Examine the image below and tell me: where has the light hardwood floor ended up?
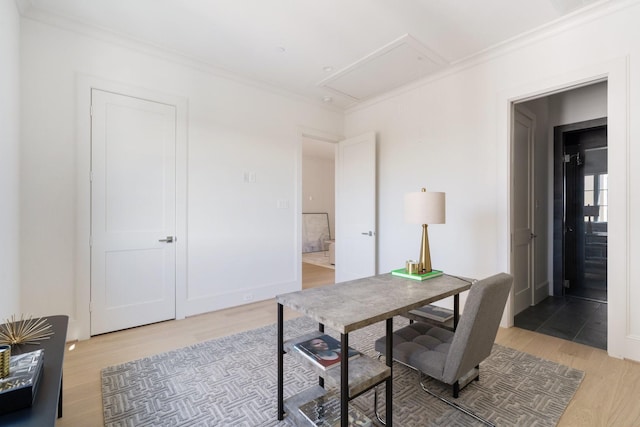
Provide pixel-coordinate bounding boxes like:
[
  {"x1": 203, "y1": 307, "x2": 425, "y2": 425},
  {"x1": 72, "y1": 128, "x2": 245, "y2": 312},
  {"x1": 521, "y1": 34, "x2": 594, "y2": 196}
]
[{"x1": 57, "y1": 265, "x2": 640, "y2": 426}]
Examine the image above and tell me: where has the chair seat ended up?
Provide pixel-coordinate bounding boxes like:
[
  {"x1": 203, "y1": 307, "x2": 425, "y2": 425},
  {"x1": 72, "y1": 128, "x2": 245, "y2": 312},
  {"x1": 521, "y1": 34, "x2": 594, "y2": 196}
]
[{"x1": 374, "y1": 322, "x2": 454, "y2": 382}]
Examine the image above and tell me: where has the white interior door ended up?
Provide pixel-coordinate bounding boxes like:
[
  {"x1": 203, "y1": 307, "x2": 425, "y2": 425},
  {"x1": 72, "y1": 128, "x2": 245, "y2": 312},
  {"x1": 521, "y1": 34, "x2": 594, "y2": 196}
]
[
  {"x1": 90, "y1": 89, "x2": 177, "y2": 335},
  {"x1": 513, "y1": 108, "x2": 535, "y2": 315},
  {"x1": 335, "y1": 132, "x2": 377, "y2": 282}
]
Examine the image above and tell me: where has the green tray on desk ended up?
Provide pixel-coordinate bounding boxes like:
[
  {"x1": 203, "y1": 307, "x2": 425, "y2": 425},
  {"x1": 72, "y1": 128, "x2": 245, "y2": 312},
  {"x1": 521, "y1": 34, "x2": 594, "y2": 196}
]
[{"x1": 391, "y1": 268, "x2": 443, "y2": 281}]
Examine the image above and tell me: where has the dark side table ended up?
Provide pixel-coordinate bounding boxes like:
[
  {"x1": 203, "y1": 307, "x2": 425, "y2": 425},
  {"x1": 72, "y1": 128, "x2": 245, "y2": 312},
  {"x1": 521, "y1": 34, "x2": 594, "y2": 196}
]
[{"x1": 0, "y1": 315, "x2": 68, "y2": 426}]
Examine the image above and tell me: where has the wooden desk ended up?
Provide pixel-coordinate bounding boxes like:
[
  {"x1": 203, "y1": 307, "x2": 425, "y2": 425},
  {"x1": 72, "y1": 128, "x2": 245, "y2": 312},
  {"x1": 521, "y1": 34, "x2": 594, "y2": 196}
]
[
  {"x1": 0, "y1": 315, "x2": 68, "y2": 427},
  {"x1": 276, "y1": 273, "x2": 472, "y2": 427}
]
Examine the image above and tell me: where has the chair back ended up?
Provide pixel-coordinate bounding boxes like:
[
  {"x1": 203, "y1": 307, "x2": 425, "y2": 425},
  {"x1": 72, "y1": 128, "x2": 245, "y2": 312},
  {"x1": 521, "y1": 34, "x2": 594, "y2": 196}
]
[{"x1": 442, "y1": 272, "x2": 513, "y2": 384}]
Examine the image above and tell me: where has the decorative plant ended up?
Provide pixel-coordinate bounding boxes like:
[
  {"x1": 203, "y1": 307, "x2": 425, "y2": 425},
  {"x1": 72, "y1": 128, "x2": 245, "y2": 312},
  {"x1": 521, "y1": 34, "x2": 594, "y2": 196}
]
[{"x1": 0, "y1": 314, "x2": 53, "y2": 345}]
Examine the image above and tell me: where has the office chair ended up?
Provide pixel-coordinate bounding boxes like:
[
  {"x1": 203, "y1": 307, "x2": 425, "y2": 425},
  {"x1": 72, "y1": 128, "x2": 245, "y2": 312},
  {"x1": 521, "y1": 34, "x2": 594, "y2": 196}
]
[{"x1": 374, "y1": 272, "x2": 513, "y2": 426}]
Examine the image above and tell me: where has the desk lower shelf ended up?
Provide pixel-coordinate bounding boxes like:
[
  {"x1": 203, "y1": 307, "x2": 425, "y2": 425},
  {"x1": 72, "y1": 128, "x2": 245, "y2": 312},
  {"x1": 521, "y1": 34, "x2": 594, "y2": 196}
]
[
  {"x1": 284, "y1": 332, "x2": 390, "y2": 398},
  {"x1": 284, "y1": 386, "x2": 372, "y2": 427},
  {"x1": 402, "y1": 312, "x2": 455, "y2": 331}
]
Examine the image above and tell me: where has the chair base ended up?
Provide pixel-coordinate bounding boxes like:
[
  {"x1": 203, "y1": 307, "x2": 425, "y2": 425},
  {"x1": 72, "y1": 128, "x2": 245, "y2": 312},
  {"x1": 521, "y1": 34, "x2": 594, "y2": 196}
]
[
  {"x1": 372, "y1": 367, "x2": 495, "y2": 427},
  {"x1": 419, "y1": 371, "x2": 495, "y2": 427}
]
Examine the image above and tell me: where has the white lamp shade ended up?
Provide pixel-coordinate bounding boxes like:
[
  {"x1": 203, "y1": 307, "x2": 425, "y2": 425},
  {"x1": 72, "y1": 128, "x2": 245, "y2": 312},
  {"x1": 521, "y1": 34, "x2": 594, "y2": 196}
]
[{"x1": 404, "y1": 191, "x2": 446, "y2": 224}]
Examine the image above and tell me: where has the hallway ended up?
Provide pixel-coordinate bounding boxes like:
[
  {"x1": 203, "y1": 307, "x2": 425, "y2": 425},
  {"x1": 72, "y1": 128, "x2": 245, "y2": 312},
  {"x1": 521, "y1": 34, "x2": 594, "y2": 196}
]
[{"x1": 514, "y1": 296, "x2": 607, "y2": 350}]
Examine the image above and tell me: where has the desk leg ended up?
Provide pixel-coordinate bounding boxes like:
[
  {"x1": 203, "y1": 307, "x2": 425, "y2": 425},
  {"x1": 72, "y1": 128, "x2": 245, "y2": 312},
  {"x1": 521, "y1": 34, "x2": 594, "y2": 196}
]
[
  {"x1": 453, "y1": 294, "x2": 460, "y2": 331},
  {"x1": 340, "y1": 333, "x2": 349, "y2": 427},
  {"x1": 319, "y1": 323, "x2": 325, "y2": 389},
  {"x1": 58, "y1": 373, "x2": 63, "y2": 418},
  {"x1": 386, "y1": 318, "x2": 393, "y2": 426},
  {"x1": 277, "y1": 303, "x2": 284, "y2": 420}
]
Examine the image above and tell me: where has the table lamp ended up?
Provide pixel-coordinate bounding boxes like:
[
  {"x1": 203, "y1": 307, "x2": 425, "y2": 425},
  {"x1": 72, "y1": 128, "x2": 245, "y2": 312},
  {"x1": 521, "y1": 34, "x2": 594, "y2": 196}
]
[
  {"x1": 404, "y1": 188, "x2": 446, "y2": 273},
  {"x1": 584, "y1": 204, "x2": 599, "y2": 234}
]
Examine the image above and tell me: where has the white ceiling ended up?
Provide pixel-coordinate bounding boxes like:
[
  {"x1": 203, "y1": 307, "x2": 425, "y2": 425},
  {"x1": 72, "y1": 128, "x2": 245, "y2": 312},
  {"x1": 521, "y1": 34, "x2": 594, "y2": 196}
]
[{"x1": 17, "y1": 0, "x2": 604, "y2": 109}]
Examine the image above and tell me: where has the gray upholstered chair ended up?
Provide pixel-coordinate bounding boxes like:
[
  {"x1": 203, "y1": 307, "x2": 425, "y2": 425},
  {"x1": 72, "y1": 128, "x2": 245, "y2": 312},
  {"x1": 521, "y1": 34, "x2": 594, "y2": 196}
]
[{"x1": 374, "y1": 272, "x2": 512, "y2": 425}]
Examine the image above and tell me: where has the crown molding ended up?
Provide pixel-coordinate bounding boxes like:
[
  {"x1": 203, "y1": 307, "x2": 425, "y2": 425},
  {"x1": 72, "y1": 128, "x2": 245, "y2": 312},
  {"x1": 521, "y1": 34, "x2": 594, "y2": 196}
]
[
  {"x1": 346, "y1": 0, "x2": 637, "y2": 114},
  {"x1": 17, "y1": 3, "x2": 346, "y2": 114}
]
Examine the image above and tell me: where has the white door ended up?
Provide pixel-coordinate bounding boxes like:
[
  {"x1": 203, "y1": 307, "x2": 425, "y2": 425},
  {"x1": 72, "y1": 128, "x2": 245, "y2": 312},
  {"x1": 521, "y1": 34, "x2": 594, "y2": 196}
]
[
  {"x1": 90, "y1": 89, "x2": 177, "y2": 335},
  {"x1": 335, "y1": 132, "x2": 377, "y2": 282},
  {"x1": 512, "y1": 108, "x2": 535, "y2": 315}
]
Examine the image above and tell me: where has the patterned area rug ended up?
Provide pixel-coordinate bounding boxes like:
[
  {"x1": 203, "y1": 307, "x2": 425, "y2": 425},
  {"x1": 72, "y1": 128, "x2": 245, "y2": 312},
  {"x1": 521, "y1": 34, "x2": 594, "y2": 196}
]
[{"x1": 102, "y1": 317, "x2": 584, "y2": 426}]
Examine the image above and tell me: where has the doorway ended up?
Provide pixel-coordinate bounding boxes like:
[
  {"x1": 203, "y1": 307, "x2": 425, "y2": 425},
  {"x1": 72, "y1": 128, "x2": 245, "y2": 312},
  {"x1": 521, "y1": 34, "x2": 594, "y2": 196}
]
[
  {"x1": 300, "y1": 131, "x2": 378, "y2": 284},
  {"x1": 301, "y1": 136, "x2": 336, "y2": 286},
  {"x1": 513, "y1": 82, "x2": 608, "y2": 350}
]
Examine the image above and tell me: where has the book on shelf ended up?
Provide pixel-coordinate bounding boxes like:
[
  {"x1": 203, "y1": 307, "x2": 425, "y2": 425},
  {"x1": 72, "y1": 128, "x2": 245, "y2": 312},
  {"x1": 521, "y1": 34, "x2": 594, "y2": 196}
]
[
  {"x1": 391, "y1": 268, "x2": 443, "y2": 281},
  {"x1": 294, "y1": 334, "x2": 360, "y2": 370},
  {"x1": 409, "y1": 304, "x2": 454, "y2": 323},
  {"x1": 298, "y1": 391, "x2": 372, "y2": 427},
  {"x1": 0, "y1": 349, "x2": 45, "y2": 415}
]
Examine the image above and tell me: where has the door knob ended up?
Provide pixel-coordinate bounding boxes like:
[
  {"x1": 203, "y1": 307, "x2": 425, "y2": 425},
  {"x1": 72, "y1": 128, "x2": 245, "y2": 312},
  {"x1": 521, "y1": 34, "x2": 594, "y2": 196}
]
[
  {"x1": 158, "y1": 236, "x2": 175, "y2": 243},
  {"x1": 361, "y1": 231, "x2": 373, "y2": 236}
]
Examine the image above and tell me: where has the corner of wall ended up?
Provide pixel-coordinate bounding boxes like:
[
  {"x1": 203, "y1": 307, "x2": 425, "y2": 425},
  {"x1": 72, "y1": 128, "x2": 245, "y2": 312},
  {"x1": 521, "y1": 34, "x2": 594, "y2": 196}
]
[{"x1": 0, "y1": 0, "x2": 22, "y2": 318}]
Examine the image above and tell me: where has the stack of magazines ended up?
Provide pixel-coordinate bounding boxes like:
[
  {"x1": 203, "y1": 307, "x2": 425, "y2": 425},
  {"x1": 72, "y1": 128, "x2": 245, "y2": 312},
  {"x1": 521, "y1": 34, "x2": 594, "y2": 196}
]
[
  {"x1": 408, "y1": 304, "x2": 454, "y2": 323},
  {"x1": 294, "y1": 334, "x2": 360, "y2": 370},
  {"x1": 0, "y1": 349, "x2": 45, "y2": 415}
]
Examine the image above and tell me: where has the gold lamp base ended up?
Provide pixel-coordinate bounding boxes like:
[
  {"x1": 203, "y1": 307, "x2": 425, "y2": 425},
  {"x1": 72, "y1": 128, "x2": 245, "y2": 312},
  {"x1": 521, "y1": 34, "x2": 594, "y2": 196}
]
[{"x1": 419, "y1": 224, "x2": 433, "y2": 273}]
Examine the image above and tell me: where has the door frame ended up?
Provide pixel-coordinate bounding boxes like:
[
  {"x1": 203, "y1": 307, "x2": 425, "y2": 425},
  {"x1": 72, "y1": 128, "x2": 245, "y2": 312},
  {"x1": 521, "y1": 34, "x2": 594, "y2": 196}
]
[
  {"x1": 497, "y1": 56, "x2": 629, "y2": 360},
  {"x1": 75, "y1": 75, "x2": 188, "y2": 340}
]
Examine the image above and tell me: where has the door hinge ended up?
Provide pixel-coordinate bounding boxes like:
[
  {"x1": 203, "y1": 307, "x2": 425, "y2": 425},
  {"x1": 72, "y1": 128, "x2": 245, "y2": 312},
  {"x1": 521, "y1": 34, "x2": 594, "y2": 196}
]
[
  {"x1": 89, "y1": 235, "x2": 92, "y2": 246},
  {"x1": 90, "y1": 105, "x2": 93, "y2": 117},
  {"x1": 89, "y1": 301, "x2": 93, "y2": 312}
]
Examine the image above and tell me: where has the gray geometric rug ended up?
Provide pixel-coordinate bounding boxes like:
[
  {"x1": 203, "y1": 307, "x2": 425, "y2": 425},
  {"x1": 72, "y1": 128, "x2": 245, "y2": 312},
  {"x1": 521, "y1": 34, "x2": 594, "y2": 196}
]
[{"x1": 102, "y1": 316, "x2": 584, "y2": 426}]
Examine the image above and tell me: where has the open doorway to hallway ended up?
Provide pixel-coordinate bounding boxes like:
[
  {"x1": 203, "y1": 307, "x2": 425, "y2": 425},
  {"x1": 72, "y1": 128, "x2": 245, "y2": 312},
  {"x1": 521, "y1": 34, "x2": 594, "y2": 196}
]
[
  {"x1": 301, "y1": 136, "x2": 336, "y2": 286},
  {"x1": 512, "y1": 81, "x2": 608, "y2": 350}
]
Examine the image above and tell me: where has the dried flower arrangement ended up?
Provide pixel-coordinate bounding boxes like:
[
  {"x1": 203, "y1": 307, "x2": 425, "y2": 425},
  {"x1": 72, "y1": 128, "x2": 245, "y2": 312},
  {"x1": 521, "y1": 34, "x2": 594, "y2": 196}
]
[{"x1": 0, "y1": 314, "x2": 53, "y2": 346}]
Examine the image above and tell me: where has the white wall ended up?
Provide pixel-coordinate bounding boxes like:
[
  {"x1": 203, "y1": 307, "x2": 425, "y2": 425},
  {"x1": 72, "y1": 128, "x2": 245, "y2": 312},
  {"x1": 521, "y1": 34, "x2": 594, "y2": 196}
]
[
  {"x1": 344, "y1": 2, "x2": 640, "y2": 360},
  {"x1": 0, "y1": 0, "x2": 21, "y2": 319},
  {"x1": 548, "y1": 81, "x2": 608, "y2": 126},
  {"x1": 19, "y1": 17, "x2": 342, "y2": 337},
  {"x1": 302, "y1": 153, "x2": 336, "y2": 239}
]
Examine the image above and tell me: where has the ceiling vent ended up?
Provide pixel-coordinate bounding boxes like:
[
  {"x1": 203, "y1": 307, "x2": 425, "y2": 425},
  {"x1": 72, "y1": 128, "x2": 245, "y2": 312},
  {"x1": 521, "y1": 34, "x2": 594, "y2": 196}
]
[{"x1": 318, "y1": 34, "x2": 448, "y2": 102}]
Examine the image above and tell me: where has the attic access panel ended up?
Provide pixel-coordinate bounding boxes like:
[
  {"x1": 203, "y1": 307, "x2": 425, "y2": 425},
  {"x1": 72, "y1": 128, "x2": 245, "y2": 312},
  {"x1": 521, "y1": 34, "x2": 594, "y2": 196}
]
[{"x1": 318, "y1": 34, "x2": 447, "y2": 102}]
